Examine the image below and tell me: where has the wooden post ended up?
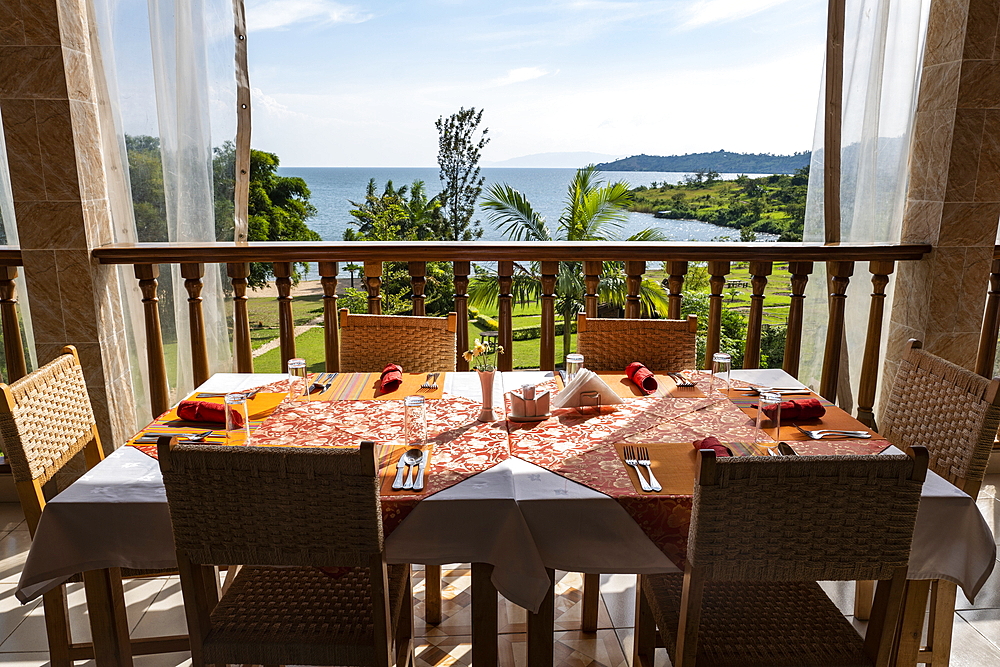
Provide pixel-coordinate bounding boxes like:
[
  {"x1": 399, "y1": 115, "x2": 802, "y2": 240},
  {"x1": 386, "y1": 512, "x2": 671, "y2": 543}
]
[
  {"x1": 227, "y1": 263, "x2": 253, "y2": 373},
  {"x1": 584, "y1": 261, "x2": 602, "y2": 318},
  {"x1": 540, "y1": 261, "x2": 558, "y2": 371},
  {"x1": 820, "y1": 261, "x2": 854, "y2": 401},
  {"x1": 527, "y1": 568, "x2": 555, "y2": 667},
  {"x1": 454, "y1": 261, "x2": 471, "y2": 371},
  {"x1": 408, "y1": 261, "x2": 427, "y2": 316},
  {"x1": 180, "y1": 263, "x2": 209, "y2": 387},
  {"x1": 625, "y1": 261, "x2": 645, "y2": 319},
  {"x1": 743, "y1": 261, "x2": 773, "y2": 369},
  {"x1": 0, "y1": 266, "x2": 27, "y2": 381},
  {"x1": 319, "y1": 262, "x2": 340, "y2": 372},
  {"x1": 498, "y1": 261, "x2": 514, "y2": 372},
  {"x1": 666, "y1": 261, "x2": 688, "y2": 320},
  {"x1": 825, "y1": 0, "x2": 845, "y2": 244},
  {"x1": 976, "y1": 258, "x2": 1000, "y2": 377},
  {"x1": 273, "y1": 262, "x2": 296, "y2": 368},
  {"x1": 471, "y1": 563, "x2": 498, "y2": 667},
  {"x1": 783, "y1": 261, "x2": 814, "y2": 377},
  {"x1": 856, "y1": 260, "x2": 894, "y2": 429},
  {"x1": 134, "y1": 264, "x2": 169, "y2": 419},
  {"x1": 705, "y1": 261, "x2": 729, "y2": 368},
  {"x1": 364, "y1": 261, "x2": 383, "y2": 315}
]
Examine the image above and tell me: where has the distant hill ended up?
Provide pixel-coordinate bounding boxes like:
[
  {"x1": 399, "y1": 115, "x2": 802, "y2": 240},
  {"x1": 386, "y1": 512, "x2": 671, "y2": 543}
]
[
  {"x1": 595, "y1": 150, "x2": 811, "y2": 174},
  {"x1": 485, "y1": 151, "x2": 625, "y2": 168}
]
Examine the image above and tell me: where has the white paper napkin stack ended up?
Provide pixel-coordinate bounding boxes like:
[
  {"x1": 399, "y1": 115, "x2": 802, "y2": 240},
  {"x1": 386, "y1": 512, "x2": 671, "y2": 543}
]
[{"x1": 551, "y1": 369, "x2": 625, "y2": 408}]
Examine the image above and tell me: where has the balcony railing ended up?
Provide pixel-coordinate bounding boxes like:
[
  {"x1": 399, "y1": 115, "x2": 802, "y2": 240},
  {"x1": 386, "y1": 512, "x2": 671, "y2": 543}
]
[{"x1": 89, "y1": 241, "x2": 936, "y2": 429}]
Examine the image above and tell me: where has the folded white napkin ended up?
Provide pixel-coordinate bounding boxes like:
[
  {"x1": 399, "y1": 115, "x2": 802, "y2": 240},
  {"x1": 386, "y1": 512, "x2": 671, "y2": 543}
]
[{"x1": 552, "y1": 369, "x2": 625, "y2": 408}]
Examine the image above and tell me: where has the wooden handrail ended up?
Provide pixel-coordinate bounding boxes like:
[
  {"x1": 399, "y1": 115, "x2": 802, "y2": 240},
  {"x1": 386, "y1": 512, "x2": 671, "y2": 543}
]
[{"x1": 92, "y1": 241, "x2": 932, "y2": 264}]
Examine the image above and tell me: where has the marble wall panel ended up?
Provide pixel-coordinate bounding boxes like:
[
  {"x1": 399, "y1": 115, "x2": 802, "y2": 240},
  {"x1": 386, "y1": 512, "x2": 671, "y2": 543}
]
[
  {"x1": 35, "y1": 98, "x2": 80, "y2": 200},
  {"x1": 21, "y1": 0, "x2": 59, "y2": 46},
  {"x1": 82, "y1": 198, "x2": 112, "y2": 247},
  {"x1": 55, "y1": 0, "x2": 89, "y2": 53},
  {"x1": 0, "y1": 45, "x2": 67, "y2": 99},
  {"x1": 975, "y1": 109, "x2": 1000, "y2": 200},
  {"x1": 925, "y1": 0, "x2": 970, "y2": 66},
  {"x1": 0, "y1": 2, "x2": 25, "y2": 46},
  {"x1": 62, "y1": 47, "x2": 93, "y2": 103},
  {"x1": 938, "y1": 202, "x2": 1000, "y2": 245},
  {"x1": 958, "y1": 59, "x2": 1000, "y2": 109},
  {"x1": 946, "y1": 107, "x2": 985, "y2": 202},
  {"x1": 917, "y1": 61, "x2": 962, "y2": 114},
  {"x1": 928, "y1": 247, "x2": 968, "y2": 334},
  {"x1": 925, "y1": 331, "x2": 982, "y2": 368},
  {"x1": 13, "y1": 200, "x2": 86, "y2": 248},
  {"x1": 20, "y1": 249, "x2": 65, "y2": 343},
  {"x1": 909, "y1": 108, "x2": 956, "y2": 202},
  {"x1": 965, "y1": 0, "x2": 1000, "y2": 58},
  {"x1": 901, "y1": 199, "x2": 944, "y2": 244},
  {"x1": 54, "y1": 247, "x2": 98, "y2": 341},
  {"x1": 957, "y1": 244, "x2": 995, "y2": 329},
  {"x1": 0, "y1": 98, "x2": 46, "y2": 200},
  {"x1": 67, "y1": 99, "x2": 105, "y2": 201}
]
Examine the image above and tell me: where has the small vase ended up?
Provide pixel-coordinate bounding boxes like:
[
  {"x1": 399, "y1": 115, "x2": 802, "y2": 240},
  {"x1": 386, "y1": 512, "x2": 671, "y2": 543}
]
[{"x1": 477, "y1": 369, "x2": 497, "y2": 422}]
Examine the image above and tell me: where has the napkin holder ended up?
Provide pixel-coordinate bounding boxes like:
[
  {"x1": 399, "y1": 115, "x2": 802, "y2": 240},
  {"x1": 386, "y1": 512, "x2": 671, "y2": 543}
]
[{"x1": 509, "y1": 389, "x2": 551, "y2": 422}]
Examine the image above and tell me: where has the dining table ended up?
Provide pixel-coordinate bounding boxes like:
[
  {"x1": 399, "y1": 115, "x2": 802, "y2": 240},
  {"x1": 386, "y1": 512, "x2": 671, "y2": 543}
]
[{"x1": 15, "y1": 367, "x2": 998, "y2": 667}]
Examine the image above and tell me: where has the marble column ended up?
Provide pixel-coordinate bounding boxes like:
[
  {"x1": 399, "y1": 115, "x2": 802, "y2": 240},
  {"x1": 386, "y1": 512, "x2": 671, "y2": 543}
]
[
  {"x1": 0, "y1": 0, "x2": 136, "y2": 446},
  {"x1": 884, "y1": 0, "x2": 1000, "y2": 402}
]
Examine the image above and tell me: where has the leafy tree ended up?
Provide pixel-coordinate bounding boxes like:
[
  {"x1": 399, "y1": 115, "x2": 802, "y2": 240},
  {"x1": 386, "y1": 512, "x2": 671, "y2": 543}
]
[
  {"x1": 435, "y1": 107, "x2": 488, "y2": 241},
  {"x1": 471, "y1": 166, "x2": 670, "y2": 360}
]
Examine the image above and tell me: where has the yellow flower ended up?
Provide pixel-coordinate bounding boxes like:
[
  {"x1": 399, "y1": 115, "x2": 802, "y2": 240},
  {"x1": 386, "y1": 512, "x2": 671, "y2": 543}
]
[
  {"x1": 474, "y1": 344, "x2": 486, "y2": 356},
  {"x1": 462, "y1": 351, "x2": 474, "y2": 362}
]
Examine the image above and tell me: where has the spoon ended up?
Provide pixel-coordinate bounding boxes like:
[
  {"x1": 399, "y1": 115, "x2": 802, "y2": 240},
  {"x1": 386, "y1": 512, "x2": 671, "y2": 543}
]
[
  {"x1": 400, "y1": 449, "x2": 423, "y2": 490},
  {"x1": 133, "y1": 429, "x2": 215, "y2": 444}
]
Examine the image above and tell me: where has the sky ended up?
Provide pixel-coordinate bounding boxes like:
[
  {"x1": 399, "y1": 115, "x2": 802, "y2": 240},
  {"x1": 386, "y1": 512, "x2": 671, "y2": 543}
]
[{"x1": 243, "y1": 0, "x2": 827, "y2": 167}]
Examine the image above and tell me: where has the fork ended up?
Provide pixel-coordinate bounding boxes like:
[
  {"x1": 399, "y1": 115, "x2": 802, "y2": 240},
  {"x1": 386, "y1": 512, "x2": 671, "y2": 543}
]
[
  {"x1": 420, "y1": 373, "x2": 435, "y2": 389},
  {"x1": 793, "y1": 424, "x2": 872, "y2": 439},
  {"x1": 636, "y1": 446, "x2": 662, "y2": 492},
  {"x1": 623, "y1": 446, "x2": 653, "y2": 492},
  {"x1": 429, "y1": 372, "x2": 440, "y2": 389},
  {"x1": 668, "y1": 372, "x2": 695, "y2": 388}
]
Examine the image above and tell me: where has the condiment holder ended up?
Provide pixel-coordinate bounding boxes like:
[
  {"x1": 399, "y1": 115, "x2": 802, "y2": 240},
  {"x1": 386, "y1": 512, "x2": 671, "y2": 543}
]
[{"x1": 509, "y1": 384, "x2": 551, "y2": 422}]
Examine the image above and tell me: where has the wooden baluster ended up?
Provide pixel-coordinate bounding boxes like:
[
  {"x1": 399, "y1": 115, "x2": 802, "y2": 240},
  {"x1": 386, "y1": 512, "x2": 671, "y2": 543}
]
[
  {"x1": 319, "y1": 262, "x2": 339, "y2": 372},
  {"x1": 743, "y1": 261, "x2": 773, "y2": 369},
  {"x1": 273, "y1": 262, "x2": 296, "y2": 367},
  {"x1": 0, "y1": 267, "x2": 27, "y2": 381},
  {"x1": 782, "y1": 261, "x2": 813, "y2": 377},
  {"x1": 540, "y1": 261, "x2": 558, "y2": 371},
  {"x1": 820, "y1": 261, "x2": 855, "y2": 402},
  {"x1": 705, "y1": 261, "x2": 730, "y2": 368},
  {"x1": 134, "y1": 264, "x2": 169, "y2": 418},
  {"x1": 584, "y1": 261, "x2": 602, "y2": 318},
  {"x1": 666, "y1": 261, "x2": 688, "y2": 320},
  {"x1": 625, "y1": 260, "x2": 645, "y2": 319},
  {"x1": 498, "y1": 261, "x2": 514, "y2": 372},
  {"x1": 364, "y1": 261, "x2": 383, "y2": 315},
  {"x1": 227, "y1": 262, "x2": 253, "y2": 373},
  {"x1": 976, "y1": 258, "x2": 1000, "y2": 376},
  {"x1": 856, "y1": 260, "x2": 894, "y2": 429},
  {"x1": 180, "y1": 263, "x2": 210, "y2": 387},
  {"x1": 409, "y1": 261, "x2": 426, "y2": 316},
  {"x1": 454, "y1": 261, "x2": 470, "y2": 370}
]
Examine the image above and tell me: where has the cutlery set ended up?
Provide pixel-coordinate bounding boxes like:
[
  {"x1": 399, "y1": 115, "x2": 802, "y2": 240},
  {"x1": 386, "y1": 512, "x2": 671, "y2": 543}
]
[
  {"x1": 793, "y1": 424, "x2": 872, "y2": 439},
  {"x1": 420, "y1": 373, "x2": 441, "y2": 389},
  {"x1": 133, "y1": 429, "x2": 215, "y2": 444},
  {"x1": 392, "y1": 448, "x2": 427, "y2": 491},
  {"x1": 740, "y1": 386, "x2": 811, "y2": 396},
  {"x1": 196, "y1": 388, "x2": 261, "y2": 399},
  {"x1": 667, "y1": 372, "x2": 695, "y2": 388},
  {"x1": 622, "y1": 446, "x2": 661, "y2": 492},
  {"x1": 310, "y1": 372, "x2": 337, "y2": 394}
]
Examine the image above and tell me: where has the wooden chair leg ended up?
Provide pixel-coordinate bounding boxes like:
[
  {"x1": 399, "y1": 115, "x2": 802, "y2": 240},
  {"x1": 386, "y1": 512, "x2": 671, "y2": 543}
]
[
  {"x1": 425, "y1": 564, "x2": 442, "y2": 625},
  {"x1": 856, "y1": 579, "x2": 876, "y2": 620},
  {"x1": 527, "y1": 568, "x2": 555, "y2": 667},
  {"x1": 83, "y1": 567, "x2": 135, "y2": 667},
  {"x1": 42, "y1": 586, "x2": 73, "y2": 667},
  {"x1": 471, "y1": 563, "x2": 498, "y2": 667},
  {"x1": 893, "y1": 580, "x2": 931, "y2": 667},
  {"x1": 919, "y1": 580, "x2": 957, "y2": 667},
  {"x1": 582, "y1": 572, "x2": 600, "y2": 632},
  {"x1": 632, "y1": 575, "x2": 657, "y2": 667}
]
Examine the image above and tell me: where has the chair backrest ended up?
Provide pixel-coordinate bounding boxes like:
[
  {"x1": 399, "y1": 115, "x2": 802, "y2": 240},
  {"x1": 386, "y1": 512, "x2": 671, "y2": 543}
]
[
  {"x1": 576, "y1": 313, "x2": 697, "y2": 371},
  {"x1": 880, "y1": 339, "x2": 1000, "y2": 496},
  {"x1": 0, "y1": 346, "x2": 103, "y2": 534},
  {"x1": 159, "y1": 440, "x2": 383, "y2": 568},
  {"x1": 339, "y1": 309, "x2": 458, "y2": 373},
  {"x1": 687, "y1": 448, "x2": 927, "y2": 582}
]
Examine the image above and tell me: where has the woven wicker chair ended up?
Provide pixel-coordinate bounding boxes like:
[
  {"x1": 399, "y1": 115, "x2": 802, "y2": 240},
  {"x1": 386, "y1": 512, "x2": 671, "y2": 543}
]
[
  {"x1": 158, "y1": 438, "x2": 413, "y2": 667},
  {"x1": 0, "y1": 346, "x2": 186, "y2": 666},
  {"x1": 576, "y1": 313, "x2": 697, "y2": 371},
  {"x1": 633, "y1": 447, "x2": 928, "y2": 667},
  {"x1": 873, "y1": 339, "x2": 1000, "y2": 667},
  {"x1": 339, "y1": 309, "x2": 458, "y2": 373}
]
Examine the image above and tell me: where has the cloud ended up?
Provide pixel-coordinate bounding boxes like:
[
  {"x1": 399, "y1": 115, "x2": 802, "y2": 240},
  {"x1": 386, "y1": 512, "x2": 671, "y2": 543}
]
[
  {"x1": 493, "y1": 67, "x2": 550, "y2": 86},
  {"x1": 245, "y1": 0, "x2": 372, "y2": 32},
  {"x1": 680, "y1": 0, "x2": 796, "y2": 30}
]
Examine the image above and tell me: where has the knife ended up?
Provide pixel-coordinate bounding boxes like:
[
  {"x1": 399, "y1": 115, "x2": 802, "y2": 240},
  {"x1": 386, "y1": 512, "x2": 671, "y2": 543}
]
[
  {"x1": 391, "y1": 454, "x2": 409, "y2": 490},
  {"x1": 413, "y1": 452, "x2": 428, "y2": 491}
]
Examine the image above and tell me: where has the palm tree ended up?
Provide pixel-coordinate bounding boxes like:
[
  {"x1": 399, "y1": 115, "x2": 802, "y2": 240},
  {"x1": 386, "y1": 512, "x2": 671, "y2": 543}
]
[{"x1": 470, "y1": 166, "x2": 670, "y2": 361}]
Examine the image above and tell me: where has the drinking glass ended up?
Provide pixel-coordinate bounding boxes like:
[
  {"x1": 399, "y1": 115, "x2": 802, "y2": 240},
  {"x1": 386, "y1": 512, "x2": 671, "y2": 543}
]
[
  {"x1": 225, "y1": 393, "x2": 250, "y2": 446},
  {"x1": 754, "y1": 391, "x2": 782, "y2": 450},
  {"x1": 709, "y1": 352, "x2": 732, "y2": 394},
  {"x1": 403, "y1": 395, "x2": 428, "y2": 448},
  {"x1": 565, "y1": 354, "x2": 584, "y2": 382},
  {"x1": 287, "y1": 357, "x2": 307, "y2": 402}
]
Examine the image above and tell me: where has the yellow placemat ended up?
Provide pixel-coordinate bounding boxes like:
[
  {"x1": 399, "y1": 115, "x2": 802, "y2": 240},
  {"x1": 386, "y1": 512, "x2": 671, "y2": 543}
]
[
  {"x1": 613, "y1": 442, "x2": 700, "y2": 495},
  {"x1": 378, "y1": 443, "x2": 435, "y2": 496}
]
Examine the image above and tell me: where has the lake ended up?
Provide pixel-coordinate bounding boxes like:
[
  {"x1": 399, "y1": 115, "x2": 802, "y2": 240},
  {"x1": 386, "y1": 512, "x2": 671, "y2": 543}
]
[{"x1": 277, "y1": 167, "x2": 778, "y2": 244}]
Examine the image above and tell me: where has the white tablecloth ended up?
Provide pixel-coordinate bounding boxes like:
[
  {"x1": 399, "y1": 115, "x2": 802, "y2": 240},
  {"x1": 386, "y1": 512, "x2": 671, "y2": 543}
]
[{"x1": 16, "y1": 371, "x2": 996, "y2": 613}]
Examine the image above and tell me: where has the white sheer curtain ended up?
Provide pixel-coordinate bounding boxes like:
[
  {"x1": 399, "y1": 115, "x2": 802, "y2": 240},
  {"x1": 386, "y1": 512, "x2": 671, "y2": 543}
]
[
  {"x1": 90, "y1": 0, "x2": 237, "y2": 418},
  {"x1": 798, "y1": 0, "x2": 931, "y2": 413}
]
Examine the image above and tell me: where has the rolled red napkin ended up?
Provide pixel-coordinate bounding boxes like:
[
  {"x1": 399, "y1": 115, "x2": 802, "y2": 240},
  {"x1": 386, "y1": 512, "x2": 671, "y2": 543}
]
[
  {"x1": 380, "y1": 363, "x2": 403, "y2": 392},
  {"x1": 693, "y1": 436, "x2": 730, "y2": 457},
  {"x1": 762, "y1": 397, "x2": 826, "y2": 423},
  {"x1": 176, "y1": 400, "x2": 244, "y2": 428},
  {"x1": 625, "y1": 362, "x2": 658, "y2": 395}
]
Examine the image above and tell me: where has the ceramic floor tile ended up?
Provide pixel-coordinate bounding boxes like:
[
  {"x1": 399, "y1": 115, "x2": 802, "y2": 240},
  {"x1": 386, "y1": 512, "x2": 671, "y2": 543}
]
[
  {"x1": 613, "y1": 627, "x2": 671, "y2": 667},
  {"x1": 949, "y1": 613, "x2": 1000, "y2": 666},
  {"x1": 0, "y1": 652, "x2": 59, "y2": 666},
  {"x1": 0, "y1": 503, "x2": 24, "y2": 534},
  {"x1": 959, "y1": 608, "x2": 1000, "y2": 650},
  {"x1": 979, "y1": 474, "x2": 1000, "y2": 499},
  {"x1": 131, "y1": 577, "x2": 187, "y2": 639},
  {"x1": 957, "y1": 559, "x2": 1000, "y2": 610},
  {"x1": 0, "y1": 581, "x2": 43, "y2": 646},
  {"x1": 553, "y1": 571, "x2": 615, "y2": 631},
  {"x1": 415, "y1": 633, "x2": 473, "y2": 667},
  {"x1": 600, "y1": 573, "x2": 637, "y2": 630},
  {"x1": 0, "y1": 529, "x2": 31, "y2": 583},
  {"x1": 975, "y1": 495, "x2": 1000, "y2": 545},
  {"x1": 818, "y1": 580, "x2": 857, "y2": 616},
  {"x1": 132, "y1": 651, "x2": 190, "y2": 667}
]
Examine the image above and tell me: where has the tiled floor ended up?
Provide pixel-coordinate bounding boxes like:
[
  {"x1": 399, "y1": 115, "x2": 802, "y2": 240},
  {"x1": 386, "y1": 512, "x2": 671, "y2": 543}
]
[{"x1": 2, "y1": 476, "x2": 1000, "y2": 666}]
